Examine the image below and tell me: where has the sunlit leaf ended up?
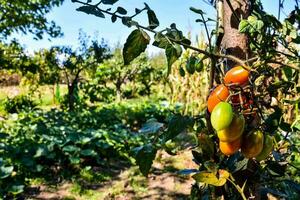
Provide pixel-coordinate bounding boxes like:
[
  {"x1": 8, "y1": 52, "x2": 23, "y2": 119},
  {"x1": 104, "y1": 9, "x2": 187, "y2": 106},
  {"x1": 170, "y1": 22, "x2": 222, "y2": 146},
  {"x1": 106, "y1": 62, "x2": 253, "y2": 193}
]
[{"x1": 192, "y1": 169, "x2": 229, "y2": 186}]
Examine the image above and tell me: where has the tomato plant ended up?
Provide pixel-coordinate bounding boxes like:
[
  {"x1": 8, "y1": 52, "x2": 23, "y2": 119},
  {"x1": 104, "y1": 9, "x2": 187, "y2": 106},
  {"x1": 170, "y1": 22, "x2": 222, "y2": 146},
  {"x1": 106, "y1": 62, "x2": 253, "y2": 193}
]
[{"x1": 71, "y1": 0, "x2": 300, "y2": 198}]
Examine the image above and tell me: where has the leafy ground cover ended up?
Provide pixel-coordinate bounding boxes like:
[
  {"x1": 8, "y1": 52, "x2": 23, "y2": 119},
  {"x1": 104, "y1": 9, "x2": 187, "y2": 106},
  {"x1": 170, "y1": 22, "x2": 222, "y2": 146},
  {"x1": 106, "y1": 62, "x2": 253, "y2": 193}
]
[{"x1": 0, "y1": 100, "x2": 174, "y2": 198}]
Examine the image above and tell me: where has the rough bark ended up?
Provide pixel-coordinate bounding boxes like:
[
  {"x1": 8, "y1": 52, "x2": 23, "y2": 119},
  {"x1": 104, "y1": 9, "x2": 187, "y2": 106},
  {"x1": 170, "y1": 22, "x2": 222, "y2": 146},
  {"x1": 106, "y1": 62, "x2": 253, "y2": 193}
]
[{"x1": 221, "y1": 0, "x2": 252, "y2": 69}]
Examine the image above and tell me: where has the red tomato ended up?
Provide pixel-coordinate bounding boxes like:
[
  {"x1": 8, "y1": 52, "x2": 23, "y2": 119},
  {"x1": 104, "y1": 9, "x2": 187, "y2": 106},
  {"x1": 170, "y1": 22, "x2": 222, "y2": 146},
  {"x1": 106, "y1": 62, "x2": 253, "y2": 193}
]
[
  {"x1": 224, "y1": 66, "x2": 250, "y2": 86},
  {"x1": 207, "y1": 84, "x2": 230, "y2": 113}
]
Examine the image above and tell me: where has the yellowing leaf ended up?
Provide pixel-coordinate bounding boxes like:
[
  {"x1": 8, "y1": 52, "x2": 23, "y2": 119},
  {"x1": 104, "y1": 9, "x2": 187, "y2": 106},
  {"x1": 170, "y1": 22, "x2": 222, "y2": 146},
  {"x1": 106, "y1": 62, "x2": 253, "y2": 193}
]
[{"x1": 192, "y1": 169, "x2": 229, "y2": 186}]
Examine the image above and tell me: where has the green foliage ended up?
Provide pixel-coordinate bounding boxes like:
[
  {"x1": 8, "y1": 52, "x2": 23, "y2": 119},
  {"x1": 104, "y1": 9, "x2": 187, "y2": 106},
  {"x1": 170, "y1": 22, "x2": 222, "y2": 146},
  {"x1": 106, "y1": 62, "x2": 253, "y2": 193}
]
[
  {"x1": 81, "y1": 48, "x2": 165, "y2": 103},
  {"x1": 0, "y1": 100, "x2": 173, "y2": 197},
  {"x1": 3, "y1": 95, "x2": 37, "y2": 113},
  {"x1": 0, "y1": 0, "x2": 64, "y2": 39}
]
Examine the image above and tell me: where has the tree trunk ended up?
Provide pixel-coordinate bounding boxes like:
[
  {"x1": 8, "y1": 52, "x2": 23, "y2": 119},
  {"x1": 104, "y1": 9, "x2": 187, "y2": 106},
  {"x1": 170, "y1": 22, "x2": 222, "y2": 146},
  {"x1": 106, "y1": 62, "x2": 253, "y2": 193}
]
[
  {"x1": 68, "y1": 84, "x2": 75, "y2": 111},
  {"x1": 221, "y1": 0, "x2": 251, "y2": 69}
]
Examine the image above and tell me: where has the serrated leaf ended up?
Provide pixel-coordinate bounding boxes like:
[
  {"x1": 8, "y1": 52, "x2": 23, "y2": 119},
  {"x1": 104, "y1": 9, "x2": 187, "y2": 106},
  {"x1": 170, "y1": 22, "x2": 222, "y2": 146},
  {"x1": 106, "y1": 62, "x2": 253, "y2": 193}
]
[
  {"x1": 135, "y1": 144, "x2": 157, "y2": 176},
  {"x1": 165, "y1": 44, "x2": 182, "y2": 74},
  {"x1": 123, "y1": 29, "x2": 150, "y2": 65},
  {"x1": 147, "y1": 9, "x2": 159, "y2": 29},
  {"x1": 116, "y1": 7, "x2": 127, "y2": 15},
  {"x1": 76, "y1": 6, "x2": 105, "y2": 18},
  {"x1": 102, "y1": 0, "x2": 118, "y2": 5},
  {"x1": 192, "y1": 169, "x2": 229, "y2": 186}
]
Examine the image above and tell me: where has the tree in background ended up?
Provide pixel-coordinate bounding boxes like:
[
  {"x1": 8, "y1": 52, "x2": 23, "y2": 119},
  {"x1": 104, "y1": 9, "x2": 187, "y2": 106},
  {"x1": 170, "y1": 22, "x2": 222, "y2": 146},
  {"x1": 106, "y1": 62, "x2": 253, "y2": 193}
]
[
  {"x1": 82, "y1": 47, "x2": 165, "y2": 103},
  {"x1": 47, "y1": 32, "x2": 111, "y2": 110},
  {"x1": 0, "y1": 0, "x2": 64, "y2": 40}
]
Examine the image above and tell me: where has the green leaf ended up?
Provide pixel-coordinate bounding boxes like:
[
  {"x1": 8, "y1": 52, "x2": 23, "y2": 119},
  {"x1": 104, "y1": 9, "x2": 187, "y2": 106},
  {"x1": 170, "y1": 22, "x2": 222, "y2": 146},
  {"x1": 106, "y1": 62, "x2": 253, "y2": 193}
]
[
  {"x1": 239, "y1": 19, "x2": 249, "y2": 33},
  {"x1": 265, "y1": 107, "x2": 282, "y2": 132},
  {"x1": 123, "y1": 29, "x2": 150, "y2": 65},
  {"x1": 102, "y1": 0, "x2": 119, "y2": 5},
  {"x1": 186, "y1": 56, "x2": 196, "y2": 74},
  {"x1": 111, "y1": 14, "x2": 117, "y2": 23},
  {"x1": 181, "y1": 38, "x2": 191, "y2": 47},
  {"x1": 195, "y1": 59, "x2": 204, "y2": 72},
  {"x1": 139, "y1": 119, "x2": 164, "y2": 134},
  {"x1": 76, "y1": 6, "x2": 105, "y2": 18},
  {"x1": 153, "y1": 32, "x2": 169, "y2": 49},
  {"x1": 63, "y1": 145, "x2": 80, "y2": 152},
  {"x1": 135, "y1": 144, "x2": 157, "y2": 176},
  {"x1": 81, "y1": 149, "x2": 97, "y2": 157},
  {"x1": 69, "y1": 156, "x2": 81, "y2": 164},
  {"x1": 34, "y1": 146, "x2": 47, "y2": 158},
  {"x1": 116, "y1": 7, "x2": 127, "y2": 15},
  {"x1": 8, "y1": 184, "x2": 24, "y2": 195},
  {"x1": 192, "y1": 169, "x2": 229, "y2": 186},
  {"x1": 282, "y1": 66, "x2": 293, "y2": 81},
  {"x1": 147, "y1": 9, "x2": 159, "y2": 29},
  {"x1": 165, "y1": 44, "x2": 182, "y2": 74},
  {"x1": 190, "y1": 7, "x2": 205, "y2": 15},
  {"x1": 179, "y1": 66, "x2": 185, "y2": 77},
  {"x1": 0, "y1": 166, "x2": 13, "y2": 179},
  {"x1": 164, "y1": 114, "x2": 193, "y2": 141}
]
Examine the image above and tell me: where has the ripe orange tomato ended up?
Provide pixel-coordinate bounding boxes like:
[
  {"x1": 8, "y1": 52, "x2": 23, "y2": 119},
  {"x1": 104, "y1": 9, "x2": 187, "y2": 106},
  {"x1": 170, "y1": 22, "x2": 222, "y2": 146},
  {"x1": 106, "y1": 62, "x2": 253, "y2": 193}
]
[
  {"x1": 241, "y1": 130, "x2": 264, "y2": 158},
  {"x1": 217, "y1": 113, "x2": 245, "y2": 142},
  {"x1": 219, "y1": 138, "x2": 241, "y2": 156},
  {"x1": 224, "y1": 66, "x2": 250, "y2": 86},
  {"x1": 207, "y1": 84, "x2": 229, "y2": 113}
]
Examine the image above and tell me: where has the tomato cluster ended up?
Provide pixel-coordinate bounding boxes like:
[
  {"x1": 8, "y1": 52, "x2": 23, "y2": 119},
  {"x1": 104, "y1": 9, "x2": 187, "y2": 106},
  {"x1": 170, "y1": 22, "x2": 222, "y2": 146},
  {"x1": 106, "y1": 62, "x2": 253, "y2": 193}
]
[{"x1": 208, "y1": 66, "x2": 273, "y2": 159}]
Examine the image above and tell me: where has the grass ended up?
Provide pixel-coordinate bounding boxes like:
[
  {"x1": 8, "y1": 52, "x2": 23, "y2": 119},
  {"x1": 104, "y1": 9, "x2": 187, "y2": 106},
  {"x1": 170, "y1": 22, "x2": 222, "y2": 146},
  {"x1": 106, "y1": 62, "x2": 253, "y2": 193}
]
[{"x1": 0, "y1": 85, "x2": 68, "y2": 106}]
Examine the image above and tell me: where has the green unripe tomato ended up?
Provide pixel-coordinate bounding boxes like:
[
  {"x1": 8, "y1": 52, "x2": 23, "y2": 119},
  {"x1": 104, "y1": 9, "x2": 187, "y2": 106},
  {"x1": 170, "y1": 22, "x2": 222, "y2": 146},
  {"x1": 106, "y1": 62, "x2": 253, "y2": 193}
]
[
  {"x1": 210, "y1": 102, "x2": 233, "y2": 131},
  {"x1": 195, "y1": 59, "x2": 204, "y2": 72},
  {"x1": 255, "y1": 135, "x2": 273, "y2": 161},
  {"x1": 241, "y1": 130, "x2": 264, "y2": 158}
]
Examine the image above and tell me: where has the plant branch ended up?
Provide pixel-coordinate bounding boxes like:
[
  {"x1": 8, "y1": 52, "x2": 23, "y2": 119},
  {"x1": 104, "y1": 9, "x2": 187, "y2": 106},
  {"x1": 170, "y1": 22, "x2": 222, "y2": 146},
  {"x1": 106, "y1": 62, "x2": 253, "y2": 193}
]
[{"x1": 72, "y1": 0, "x2": 252, "y2": 69}]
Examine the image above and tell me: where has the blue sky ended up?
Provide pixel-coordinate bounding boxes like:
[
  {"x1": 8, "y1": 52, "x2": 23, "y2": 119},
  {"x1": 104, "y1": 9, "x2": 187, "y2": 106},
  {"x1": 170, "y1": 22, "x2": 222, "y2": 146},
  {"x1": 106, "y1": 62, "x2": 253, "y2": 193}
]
[{"x1": 12, "y1": 0, "x2": 294, "y2": 54}]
